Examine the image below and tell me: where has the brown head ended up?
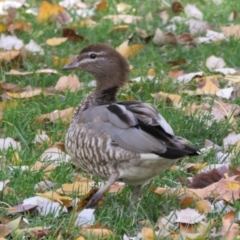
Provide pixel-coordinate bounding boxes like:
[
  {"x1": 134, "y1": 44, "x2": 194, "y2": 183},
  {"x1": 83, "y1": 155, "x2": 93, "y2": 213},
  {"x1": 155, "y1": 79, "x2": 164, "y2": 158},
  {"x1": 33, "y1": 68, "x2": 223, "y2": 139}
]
[{"x1": 63, "y1": 43, "x2": 129, "y2": 92}]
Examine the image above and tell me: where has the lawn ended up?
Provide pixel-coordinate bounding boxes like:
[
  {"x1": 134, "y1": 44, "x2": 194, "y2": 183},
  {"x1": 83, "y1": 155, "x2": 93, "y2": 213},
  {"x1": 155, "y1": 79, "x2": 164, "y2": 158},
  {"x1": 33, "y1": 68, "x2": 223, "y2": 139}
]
[{"x1": 0, "y1": 0, "x2": 240, "y2": 239}]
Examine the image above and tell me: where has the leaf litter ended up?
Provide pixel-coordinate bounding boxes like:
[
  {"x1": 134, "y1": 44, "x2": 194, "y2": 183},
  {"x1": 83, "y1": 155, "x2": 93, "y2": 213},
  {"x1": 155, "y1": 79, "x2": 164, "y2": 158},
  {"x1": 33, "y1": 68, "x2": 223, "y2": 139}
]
[{"x1": 1, "y1": 0, "x2": 240, "y2": 239}]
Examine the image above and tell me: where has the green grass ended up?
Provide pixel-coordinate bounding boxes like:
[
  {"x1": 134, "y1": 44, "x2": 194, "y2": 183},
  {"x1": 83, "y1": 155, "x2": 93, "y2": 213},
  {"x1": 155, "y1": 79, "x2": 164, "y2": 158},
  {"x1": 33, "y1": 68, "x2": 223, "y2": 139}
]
[{"x1": 0, "y1": 0, "x2": 239, "y2": 239}]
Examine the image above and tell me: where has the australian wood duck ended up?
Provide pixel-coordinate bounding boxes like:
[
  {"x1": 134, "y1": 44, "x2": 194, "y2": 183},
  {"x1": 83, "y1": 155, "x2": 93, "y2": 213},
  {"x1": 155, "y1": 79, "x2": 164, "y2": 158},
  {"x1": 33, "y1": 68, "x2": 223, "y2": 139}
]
[{"x1": 63, "y1": 43, "x2": 200, "y2": 208}]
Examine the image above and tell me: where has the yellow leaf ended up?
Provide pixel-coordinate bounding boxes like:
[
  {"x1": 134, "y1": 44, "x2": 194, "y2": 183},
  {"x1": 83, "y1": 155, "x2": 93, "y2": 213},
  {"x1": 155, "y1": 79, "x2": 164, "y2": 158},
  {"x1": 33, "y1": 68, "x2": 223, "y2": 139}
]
[
  {"x1": 55, "y1": 74, "x2": 83, "y2": 92},
  {"x1": 81, "y1": 228, "x2": 113, "y2": 238},
  {"x1": 6, "y1": 88, "x2": 42, "y2": 99},
  {"x1": 195, "y1": 200, "x2": 212, "y2": 213},
  {"x1": 46, "y1": 37, "x2": 68, "y2": 46},
  {"x1": 37, "y1": 1, "x2": 64, "y2": 23},
  {"x1": 0, "y1": 23, "x2": 6, "y2": 33},
  {"x1": 116, "y1": 39, "x2": 144, "y2": 58},
  {"x1": 75, "y1": 237, "x2": 85, "y2": 240},
  {"x1": 196, "y1": 77, "x2": 220, "y2": 95},
  {"x1": 148, "y1": 68, "x2": 155, "y2": 76},
  {"x1": 110, "y1": 25, "x2": 129, "y2": 32},
  {"x1": 56, "y1": 182, "x2": 92, "y2": 195},
  {"x1": 151, "y1": 91, "x2": 181, "y2": 108},
  {"x1": 79, "y1": 19, "x2": 96, "y2": 27},
  {"x1": 52, "y1": 56, "x2": 71, "y2": 67},
  {"x1": 36, "y1": 190, "x2": 72, "y2": 203},
  {"x1": 141, "y1": 227, "x2": 155, "y2": 240},
  {"x1": 11, "y1": 151, "x2": 21, "y2": 165},
  {"x1": 95, "y1": 0, "x2": 108, "y2": 11}
]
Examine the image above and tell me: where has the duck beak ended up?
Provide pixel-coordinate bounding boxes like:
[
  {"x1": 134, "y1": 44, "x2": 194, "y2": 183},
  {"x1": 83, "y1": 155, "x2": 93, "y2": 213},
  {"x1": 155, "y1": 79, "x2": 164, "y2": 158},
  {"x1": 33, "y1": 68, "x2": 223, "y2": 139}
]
[{"x1": 63, "y1": 58, "x2": 79, "y2": 70}]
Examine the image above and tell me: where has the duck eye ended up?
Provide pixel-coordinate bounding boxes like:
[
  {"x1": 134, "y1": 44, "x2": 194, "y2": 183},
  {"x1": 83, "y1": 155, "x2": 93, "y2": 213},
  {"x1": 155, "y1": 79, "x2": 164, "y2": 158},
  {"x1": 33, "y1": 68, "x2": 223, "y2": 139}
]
[{"x1": 89, "y1": 53, "x2": 97, "y2": 59}]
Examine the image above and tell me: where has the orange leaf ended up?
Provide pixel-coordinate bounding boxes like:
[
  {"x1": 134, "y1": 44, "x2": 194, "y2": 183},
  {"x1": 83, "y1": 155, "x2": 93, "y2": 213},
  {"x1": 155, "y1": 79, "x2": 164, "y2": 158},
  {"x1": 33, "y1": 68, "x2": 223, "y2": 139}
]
[
  {"x1": 95, "y1": 0, "x2": 108, "y2": 11},
  {"x1": 116, "y1": 40, "x2": 144, "y2": 58},
  {"x1": 37, "y1": 1, "x2": 64, "y2": 23}
]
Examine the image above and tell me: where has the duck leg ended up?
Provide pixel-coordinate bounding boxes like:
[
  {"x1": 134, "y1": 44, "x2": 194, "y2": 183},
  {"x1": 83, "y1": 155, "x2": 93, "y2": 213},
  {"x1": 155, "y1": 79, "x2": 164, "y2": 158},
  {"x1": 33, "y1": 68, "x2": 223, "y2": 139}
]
[
  {"x1": 132, "y1": 185, "x2": 143, "y2": 202},
  {"x1": 85, "y1": 171, "x2": 119, "y2": 208}
]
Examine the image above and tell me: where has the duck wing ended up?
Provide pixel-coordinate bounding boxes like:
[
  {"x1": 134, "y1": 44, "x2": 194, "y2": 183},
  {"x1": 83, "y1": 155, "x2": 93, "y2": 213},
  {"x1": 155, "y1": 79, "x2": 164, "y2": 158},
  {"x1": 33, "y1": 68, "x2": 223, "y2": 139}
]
[{"x1": 79, "y1": 101, "x2": 199, "y2": 159}]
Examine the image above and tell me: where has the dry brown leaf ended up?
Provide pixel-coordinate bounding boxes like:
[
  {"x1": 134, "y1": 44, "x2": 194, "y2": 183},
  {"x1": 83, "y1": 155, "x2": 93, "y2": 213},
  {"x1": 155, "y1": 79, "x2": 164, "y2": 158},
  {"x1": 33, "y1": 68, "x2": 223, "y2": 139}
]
[
  {"x1": 177, "y1": 33, "x2": 196, "y2": 45},
  {"x1": 56, "y1": 182, "x2": 92, "y2": 196},
  {"x1": 31, "y1": 161, "x2": 57, "y2": 179},
  {"x1": 172, "y1": 1, "x2": 183, "y2": 13},
  {"x1": 151, "y1": 91, "x2": 181, "y2": 108},
  {"x1": 221, "y1": 211, "x2": 239, "y2": 240},
  {"x1": 62, "y1": 28, "x2": 84, "y2": 42},
  {"x1": 168, "y1": 69, "x2": 185, "y2": 79},
  {"x1": 55, "y1": 74, "x2": 83, "y2": 92},
  {"x1": 46, "y1": 37, "x2": 68, "y2": 46},
  {"x1": 7, "y1": 20, "x2": 31, "y2": 33},
  {"x1": 95, "y1": 0, "x2": 108, "y2": 11},
  {"x1": 0, "y1": 50, "x2": 20, "y2": 62},
  {"x1": 221, "y1": 25, "x2": 240, "y2": 39},
  {"x1": 116, "y1": 40, "x2": 144, "y2": 58},
  {"x1": 196, "y1": 77, "x2": 220, "y2": 95},
  {"x1": 34, "y1": 107, "x2": 74, "y2": 125},
  {"x1": 6, "y1": 88, "x2": 42, "y2": 99},
  {"x1": 153, "y1": 28, "x2": 177, "y2": 46},
  {"x1": 155, "y1": 176, "x2": 240, "y2": 203},
  {"x1": 37, "y1": 1, "x2": 65, "y2": 23},
  {"x1": 147, "y1": 68, "x2": 155, "y2": 76}
]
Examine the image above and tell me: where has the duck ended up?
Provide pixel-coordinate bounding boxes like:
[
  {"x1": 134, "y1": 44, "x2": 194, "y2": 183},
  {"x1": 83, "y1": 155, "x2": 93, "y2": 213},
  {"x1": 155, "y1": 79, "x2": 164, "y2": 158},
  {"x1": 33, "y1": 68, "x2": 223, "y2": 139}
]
[{"x1": 63, "y1": 43, "x2": 200, "y2": 208}]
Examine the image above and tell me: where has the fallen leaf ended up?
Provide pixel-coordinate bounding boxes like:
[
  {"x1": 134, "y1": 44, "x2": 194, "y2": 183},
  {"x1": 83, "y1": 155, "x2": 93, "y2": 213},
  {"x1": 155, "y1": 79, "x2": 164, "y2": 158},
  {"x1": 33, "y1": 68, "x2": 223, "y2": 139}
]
[
  {"x1": 34, "y1": 107, "x2": 74, "y2": 125},
  {"x1": 176, "y1": 71, "x2": 203, "y2": 83},
  {"x1": 110, "y1": 25, "x2": 129, "y2": 32},
  {"x1": 81, "y1": 228, "x2": 113, "y2": 238},
  {"x1": 7, "y1": 204, "x2": 37, "y2": 214},
  {"x1": 196, "y1": 77, "x2": 220, "y2": 95},
  {"x1": 168, "y1": 69, "x2": 185, "y2": 79},
  {"x1": 116, "y1": 39, "x2": 144, "y2": 58},
  {"x1": 103, "y1": 14, "x2": 142, "y2": 24},
  {"x1": 184, "y1": 4, "x2": 203, "y2": 20},
  {"x1": 5, "y1": 69, "x2": 58, "y2": 76},
  {"x1": 36, "y1": 191, "x2": 72, "y2": 203},
  {"x1": 175, "y1": 208, "x2": 205, "y2": 224},
  {"x1": 52, "y1": 56, "x2": 71, "y2": 67},
  {"x1": 141, "y1": 227, "x2": 155, "y2": 240},
  {"x1": 0, "y1": 137, "x2": 21, "y2": 151},
  {"x1": 46, "y1": 37, "x2": 68, "y2": 46},
  {"x1": 0, "y1": 50, "x2": 20, "y2": 62},
  {"x1": 116, "y1": 3, "x2": 132, "y2": 13},
  {"x1": 195, "y1": 200, "x2": 212, "y2": 213},
  {"x1": 186, "y1": 19, "x2": 211, "y2": 35},
  {"x1": 7, "y1": 20, "x2": 31, "y2": 33},
  {"x1": 56, "y1": 182, "x2": 93, "y2": 196},
  {"x1": 151, "y1": 91, "x2": 181, "y2": 108},
  {"x1": 95, "y1": 0, "x2": 107, "y2": 11},
  {"x1": 75, "y1": 209, "x2": 95, "y2": 227},
  {"x1": 37, "y1": 1, "x2": 65, "y2": 23},
  {"x1": 172, "y1": 1, "x2": 183, "y2": 13},
  {"x1": 25, "y1": 39, "x2": 44, "y2": 55},
  {"x1": 108, "y1": 182, "x2": 125, "y2": 193},
  {"x1": 221, "y1": 25, "x2": 240, "y2": 39},
  {"x1": 55, "y1": 74, "x2": 83, "y2": 92},
  {"x1": 62, "y1": 28, "x2": 84, "y2": 42},
  {"x1": 153, "y1": 28, "x2": 177, "y2": 46},
  {"x1": 206, "y1": 55, "x2": 226, "y2": 71},
  {"x1": 0, "y1": 34, "x2": 24, "y2": 50},
  {"x1": 6, "y1": 88, "x2": 42, "y2": 99}
]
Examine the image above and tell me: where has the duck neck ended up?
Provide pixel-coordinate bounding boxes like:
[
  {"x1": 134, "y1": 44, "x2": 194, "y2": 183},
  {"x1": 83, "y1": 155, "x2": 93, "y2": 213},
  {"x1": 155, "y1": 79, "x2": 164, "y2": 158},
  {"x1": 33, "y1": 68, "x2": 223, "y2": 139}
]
[{"x1": 94, "y1": 85, "x2": 119, "y2": 104}]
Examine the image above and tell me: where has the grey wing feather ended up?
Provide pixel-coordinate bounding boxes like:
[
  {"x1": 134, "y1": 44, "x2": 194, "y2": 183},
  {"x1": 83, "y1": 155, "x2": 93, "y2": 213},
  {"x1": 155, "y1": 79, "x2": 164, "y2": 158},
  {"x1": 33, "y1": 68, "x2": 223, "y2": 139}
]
[{"x1": 79, "y1": 101, "x2": 199, "y2": 158}]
